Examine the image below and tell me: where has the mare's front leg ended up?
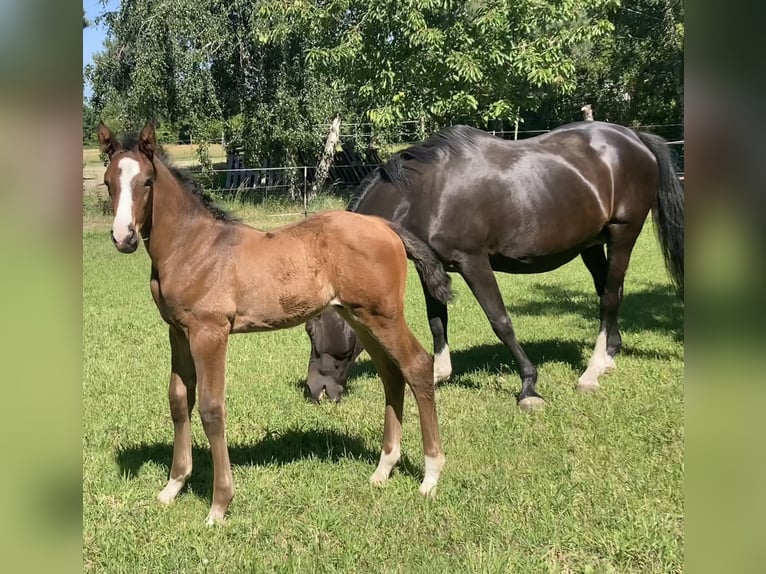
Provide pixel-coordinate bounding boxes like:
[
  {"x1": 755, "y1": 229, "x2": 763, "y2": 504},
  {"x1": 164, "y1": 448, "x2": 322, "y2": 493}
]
[
  {"x1": 189, "y1": 325, "x2": 234, "y2": 525},
  {"x1": 419, "y1": 276, "x2": 451, "y2": 383},
  {"x1": 459, "y1": 256, "x2": 543, "y2": 411},
  {"x1": 158, "y1": 326, "x2": 196, "y2": 504}
]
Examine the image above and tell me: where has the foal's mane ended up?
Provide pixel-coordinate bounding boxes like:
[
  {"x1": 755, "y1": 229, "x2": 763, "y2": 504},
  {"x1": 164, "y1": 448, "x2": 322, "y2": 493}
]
[
  {"x1": 348, "y1": 125, "x2": 481, "y2": 212},
  {"x1": 120, "y1": 134, "x2": 238, "y2": 223}
]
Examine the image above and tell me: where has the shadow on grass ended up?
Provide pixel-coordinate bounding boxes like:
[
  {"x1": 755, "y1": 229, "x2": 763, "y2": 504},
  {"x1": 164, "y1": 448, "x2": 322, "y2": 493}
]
[
  {"x1": 291, "y1": 285, "x2": 682, "y2": 399},
  {"x1": 507, "y1": 283, "x2": 684, "y2": 342},
  {"x1": 115, "y1": 428, "x2": 422, "y2": 501}
]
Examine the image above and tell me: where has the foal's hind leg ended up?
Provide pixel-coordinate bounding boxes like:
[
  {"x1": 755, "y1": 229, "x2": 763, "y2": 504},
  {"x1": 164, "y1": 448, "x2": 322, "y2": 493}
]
[
  {"x1": 459, "y1": 256, "x2": 542, "y2": 411},
  {"x1": 342, "y1": 310, "x2": 445, "y2": 495},
  {"x1": 337, "y1": 310, "x2": 405, "y2": 486},
  {"x1": 419, "y1": 276, "x2": 451, "y2": 383},
  {"x1": 368, "y1": 348, "x2": 406, "y2": 486},
  {"x1": 158, "y1": 327, "x2": 196, "y2": 504},
  {"x1": 577, "y1": 227, "x2": 639, "y2": 392}
]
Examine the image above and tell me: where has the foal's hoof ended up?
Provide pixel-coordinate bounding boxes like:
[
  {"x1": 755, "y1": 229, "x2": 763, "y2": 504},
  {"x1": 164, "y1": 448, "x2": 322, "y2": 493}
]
[
  {"x1": 517, "y1": 396, "x2": 545, "y2": 411},
  {"x1": 418, "y1": 481, "x2": 438, "y2": 498},
  {"x1": 156, "y1": 490, "x2": 175, "y2": 505},
  {"x1": 369, "y1": 468, "x2": 392, "y2": 487},
  {"x1": 205, "y1": 508, "x2": 226, "y2": 526},
  {"x1": 576, "y1": 381, "x2": 600, "y2": 393}
]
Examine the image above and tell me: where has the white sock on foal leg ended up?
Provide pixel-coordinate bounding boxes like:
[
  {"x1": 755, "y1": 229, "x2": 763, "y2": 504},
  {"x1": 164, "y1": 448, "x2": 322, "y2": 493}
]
[
  {"x1": 370, "y1": 444, "x2": 401, "y2": 486},
  {"x1": 157, "y1": 476, "x2": 188, "y2": 504},
  {"x1": 418, "y1": 453, "x2": 445, "y2": 497}
]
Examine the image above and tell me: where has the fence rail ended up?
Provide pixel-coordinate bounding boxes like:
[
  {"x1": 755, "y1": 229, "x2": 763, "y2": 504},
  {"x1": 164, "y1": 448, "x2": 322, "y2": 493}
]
[{"x1": 207, "y1": 134, "x2": 684, "y2": 199}]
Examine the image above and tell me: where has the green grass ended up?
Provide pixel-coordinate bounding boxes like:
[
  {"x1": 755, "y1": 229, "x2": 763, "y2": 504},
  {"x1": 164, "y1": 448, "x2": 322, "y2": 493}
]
[{"x1": 83, "y1": 214, "x2": 683, "y2": 573}]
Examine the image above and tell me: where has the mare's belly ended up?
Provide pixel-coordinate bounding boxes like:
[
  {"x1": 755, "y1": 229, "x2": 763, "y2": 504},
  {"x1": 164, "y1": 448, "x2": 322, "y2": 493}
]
[
  {"x1": 488, "y1": 252, "x2": 579, "y2": 274},
  {"x1": 488, "y1": 240, "x2": 604, "y2": 274}
]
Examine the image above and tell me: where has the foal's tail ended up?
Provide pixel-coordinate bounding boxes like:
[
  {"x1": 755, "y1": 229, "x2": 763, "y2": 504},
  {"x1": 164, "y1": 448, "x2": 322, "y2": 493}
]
[
  {"x1": 636, "y1": 131, "x2": 685, "y2": 299},
  {"x1": 388, "y1": 223, "x2": 453, "y2": 305}
]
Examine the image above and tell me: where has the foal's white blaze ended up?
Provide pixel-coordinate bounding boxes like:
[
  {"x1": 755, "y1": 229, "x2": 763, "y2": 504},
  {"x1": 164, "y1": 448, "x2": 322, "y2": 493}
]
[
  {"x1": 577, "y1": 329, "x2": 616, "y2": 390},
  {"x1": 112, "y1": 157, "x2": 141, "y2": 243},
  {"x1": 370, "y1": 444, "x2": 400, "y2": 486},
  {"x1": 418, "y1": 453, "x2": 445, "y2": 497},
  {"x1": 433, "y1": 344, "x2": 452, "y2": 383}
]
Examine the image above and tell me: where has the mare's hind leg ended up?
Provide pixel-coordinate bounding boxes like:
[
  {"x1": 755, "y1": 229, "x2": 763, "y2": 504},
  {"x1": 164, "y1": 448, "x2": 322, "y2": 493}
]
[
  {"x1": 577, "y1": 227, "x2": 639, "y2": 392},
  {"x1": 459, "y1": 256, "x2": 542, "y2": 411},
  {"x1": 340, "y1": 309, "x2": 445, "y2": 495},
  {"x1": 581, "y1": 245, "x2": 622, "y2": 357},
  {"x1": 158, "y1": 326, "x2": 197, "y2": 504},
  {"x1": 419, "y1": 276, "x2": 451, "y2": 383}
]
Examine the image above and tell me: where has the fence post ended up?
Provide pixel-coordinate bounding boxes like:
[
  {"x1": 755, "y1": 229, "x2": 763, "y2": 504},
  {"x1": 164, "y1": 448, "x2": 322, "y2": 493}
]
[
  {"x1": 303, "y1": 166, "x2": 308, "y2": 218},
  {"x1": 581, "y1": 104, "x2": 594, "y2": 121},
  {"x1": 311, "y1": 115, "x2": 341, "y2": 200}
]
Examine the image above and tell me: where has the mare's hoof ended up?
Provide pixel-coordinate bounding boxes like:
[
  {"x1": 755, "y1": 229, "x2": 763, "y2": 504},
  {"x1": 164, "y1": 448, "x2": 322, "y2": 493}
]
[
  {"x1": 576, "y1": 381, "x2": 600, "y2": 393},
  {"x1": 517, "y1": 396, "x2": 545, "y2": 411}
]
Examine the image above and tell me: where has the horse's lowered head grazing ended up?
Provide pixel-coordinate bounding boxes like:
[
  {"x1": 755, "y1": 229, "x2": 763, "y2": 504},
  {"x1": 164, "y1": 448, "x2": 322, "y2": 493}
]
[
  {"x1": 305, "y1": 308, "x2": 363, "y2": 402},
  {"x1": 97, "y1": 121, "x2": 158, "y2": 254}
]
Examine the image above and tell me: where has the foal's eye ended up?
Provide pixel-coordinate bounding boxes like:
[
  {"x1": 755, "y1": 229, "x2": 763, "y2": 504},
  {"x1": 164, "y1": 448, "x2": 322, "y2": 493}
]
[{"x1": 144, "y1": 179, "x2": 153, "y2": 187}]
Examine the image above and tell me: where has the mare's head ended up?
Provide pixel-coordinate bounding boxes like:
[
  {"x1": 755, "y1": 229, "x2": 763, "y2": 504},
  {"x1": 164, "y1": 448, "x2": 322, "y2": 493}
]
[
  {"x1": 97, "y1": 122, "x2": 158, "y2": 253},
  {"x1": 305, "y1": 309, "x2": 363, "y2": 402}
]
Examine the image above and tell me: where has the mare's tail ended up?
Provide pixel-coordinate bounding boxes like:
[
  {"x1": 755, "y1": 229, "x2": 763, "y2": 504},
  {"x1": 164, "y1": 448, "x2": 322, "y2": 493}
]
[
  {"x1": 636, "y1": 131, "x2": 685, "y2": 298},
  {"x1": 388, "y1": 223, "x2": 453, "y2": 305}
]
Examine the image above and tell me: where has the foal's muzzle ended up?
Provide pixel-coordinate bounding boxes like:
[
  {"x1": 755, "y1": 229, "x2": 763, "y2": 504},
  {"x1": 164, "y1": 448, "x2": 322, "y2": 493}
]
[{"x1": 111, "y1": 225, "x2": 139, "y2": 253}]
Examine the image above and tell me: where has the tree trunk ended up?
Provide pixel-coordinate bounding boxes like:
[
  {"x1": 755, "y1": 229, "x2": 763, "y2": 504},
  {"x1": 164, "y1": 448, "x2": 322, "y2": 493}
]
[{"x1": 311, "y1": 115, "x2": 341, "y2": 199}]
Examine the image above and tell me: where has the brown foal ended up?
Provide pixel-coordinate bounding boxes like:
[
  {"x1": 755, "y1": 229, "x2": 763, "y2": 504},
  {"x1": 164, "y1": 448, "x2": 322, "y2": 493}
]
[{"x1": 97, "y1": 122, "x2": 448, "y2": 524}]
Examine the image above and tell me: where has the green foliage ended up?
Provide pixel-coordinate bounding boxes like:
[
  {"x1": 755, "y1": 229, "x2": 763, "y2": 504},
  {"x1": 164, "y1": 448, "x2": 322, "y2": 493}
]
[
  {"x1": 86, "y1": 0, "x2": 683, "y2": 165},
  {"x1": 294, "y1": 0, "x2": 619, "y2": 126},
  {"x1": 82, "y1": 101, "x2": 100, "y2": 145},
  {"x1": 559, "y1": 0, "x2": 684, "y2": 128}
]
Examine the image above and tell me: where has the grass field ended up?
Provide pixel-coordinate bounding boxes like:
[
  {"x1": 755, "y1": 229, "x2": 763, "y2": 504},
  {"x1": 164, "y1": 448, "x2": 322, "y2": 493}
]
[
  {"x1": 83, "y1": 210, "x2": 683, "y2": 573},
  {"x1": 83, "y1": 143, "x2": 227, "y2": 166}
]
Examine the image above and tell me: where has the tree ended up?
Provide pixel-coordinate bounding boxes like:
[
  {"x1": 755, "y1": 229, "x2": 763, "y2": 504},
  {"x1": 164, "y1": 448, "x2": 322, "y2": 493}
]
[
  {"x1": 263, "y1": 0, "x2": 619, "y2": 129},
  {"x1": 86, "y1": 0, "x2": 682, "y2": 177},
  {"x1": 559, "y1": 0, "x2": 684, "y2": 131}
]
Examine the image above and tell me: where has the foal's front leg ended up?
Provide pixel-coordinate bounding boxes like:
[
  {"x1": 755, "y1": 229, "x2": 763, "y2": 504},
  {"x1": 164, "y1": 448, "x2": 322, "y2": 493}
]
[
  {"x1": 158, "y1": 327, "x2": 196, "y2": 504},
  {"x1": 189, "y1": 326, "x2": 234, "y2": 525}
]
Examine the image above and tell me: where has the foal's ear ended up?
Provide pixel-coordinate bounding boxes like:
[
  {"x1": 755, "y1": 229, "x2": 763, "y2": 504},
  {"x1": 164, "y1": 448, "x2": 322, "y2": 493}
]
[
  {"x1": 138, "y1": 121, "x2": 157, "y2": 160},
  {"x1": 97, "y1": 122, "x2": 120, "y2": 158}
]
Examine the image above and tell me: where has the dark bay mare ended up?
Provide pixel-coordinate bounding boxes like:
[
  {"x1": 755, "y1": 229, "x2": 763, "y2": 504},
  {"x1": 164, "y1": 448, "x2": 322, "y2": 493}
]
[
  {"x1": 96, "y1": 122, "x2": 453, "y2": 524},
  {"x1": 306, "y1": 121, "x2": 684, "y2": 410}
]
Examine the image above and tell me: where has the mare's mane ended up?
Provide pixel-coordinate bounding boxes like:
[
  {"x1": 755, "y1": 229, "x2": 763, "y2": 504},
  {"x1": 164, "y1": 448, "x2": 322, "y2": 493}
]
[
  {"x1": 119, "y1": 133, "x2": 238, "y2": 223},
  {"x1": 348, "y1": 125, "x2": 482, "y2": 213}
]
